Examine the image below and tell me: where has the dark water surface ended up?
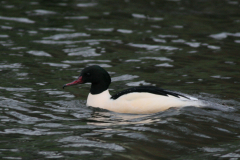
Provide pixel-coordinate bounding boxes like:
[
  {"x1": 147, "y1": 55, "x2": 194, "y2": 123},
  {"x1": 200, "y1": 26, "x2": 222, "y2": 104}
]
[{"x1": 1, "y1": 0, "x2": 240, "y2": 159}]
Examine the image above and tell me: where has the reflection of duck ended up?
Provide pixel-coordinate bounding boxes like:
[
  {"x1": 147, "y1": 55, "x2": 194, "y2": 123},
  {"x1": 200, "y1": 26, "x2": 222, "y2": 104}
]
[{"x1": 63, "y1": 65, "x2": 203, "y2": 114}]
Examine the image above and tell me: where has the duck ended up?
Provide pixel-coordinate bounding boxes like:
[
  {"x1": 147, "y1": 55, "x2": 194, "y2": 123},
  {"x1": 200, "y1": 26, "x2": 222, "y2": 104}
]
[{"x1": 63, "y1": 65, "x2": 203, "y2": 114}]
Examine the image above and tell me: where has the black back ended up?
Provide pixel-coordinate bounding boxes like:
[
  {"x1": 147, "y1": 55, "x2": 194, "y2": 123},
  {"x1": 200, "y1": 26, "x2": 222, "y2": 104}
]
[{"x1": 110, "y1": 86, "x2": 190, "y2": 100}]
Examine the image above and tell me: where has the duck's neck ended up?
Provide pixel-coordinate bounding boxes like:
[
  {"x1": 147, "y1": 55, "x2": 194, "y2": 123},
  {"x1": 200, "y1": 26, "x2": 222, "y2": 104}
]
[
  {"x1": 90, "y1": 81, "x2": 110, "y2": 95},
  {"x1": 87, "y1": 90, "x2": 111, "y2": 108}
]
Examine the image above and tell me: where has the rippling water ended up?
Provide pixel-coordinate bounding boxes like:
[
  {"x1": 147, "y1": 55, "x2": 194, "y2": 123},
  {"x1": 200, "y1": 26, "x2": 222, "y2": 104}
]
[{"x1": 1, "y1": 0, "x2": 240, "y2": 159}]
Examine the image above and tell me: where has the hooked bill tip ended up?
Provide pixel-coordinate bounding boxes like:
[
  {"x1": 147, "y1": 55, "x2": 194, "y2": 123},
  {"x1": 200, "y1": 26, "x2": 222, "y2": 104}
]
[{"x1": 62, "y1": 84, "x2": 67, "y2": 89}]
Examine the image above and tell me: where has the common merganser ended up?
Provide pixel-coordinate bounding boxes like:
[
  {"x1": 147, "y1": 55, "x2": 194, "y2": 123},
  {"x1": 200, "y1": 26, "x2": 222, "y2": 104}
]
[{"x1": 63, "y1": 65, "x2": 203, "y2": 114}]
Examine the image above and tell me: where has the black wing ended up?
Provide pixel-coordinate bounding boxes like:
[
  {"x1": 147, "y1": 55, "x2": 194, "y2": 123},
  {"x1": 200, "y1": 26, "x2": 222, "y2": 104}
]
[{"x1": 110, "y1": 86, "x2": 190, "y2": 100}]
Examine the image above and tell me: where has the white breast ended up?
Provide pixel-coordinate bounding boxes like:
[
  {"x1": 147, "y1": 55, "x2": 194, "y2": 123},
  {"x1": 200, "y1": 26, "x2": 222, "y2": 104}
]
[
  {"x1": 86, "y1": 90, "x2": 111, "y2": 109},
  {"x1": 86, "y1": 90, "x2": 203, "y2": 114}
]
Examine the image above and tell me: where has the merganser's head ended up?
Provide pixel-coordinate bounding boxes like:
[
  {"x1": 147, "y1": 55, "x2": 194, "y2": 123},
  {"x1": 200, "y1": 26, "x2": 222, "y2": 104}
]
[{"x1": 63, "y1": 65, "x2": 111, "y2": 94}]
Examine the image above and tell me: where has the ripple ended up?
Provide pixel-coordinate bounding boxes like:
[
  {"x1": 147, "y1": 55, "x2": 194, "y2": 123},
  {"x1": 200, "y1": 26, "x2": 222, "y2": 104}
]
[
  {"x1": 45, "y1": 90, "x2": 67, "y2": 95},
  {"x1": 152, "y1": 38, "x2": 166, "y2": 43},
  {"x1": 173, "y1": 25, "x2": 183, "y2": 28},
  {"x1": 42, "y1": 89, "x2": 74, "y2": 98},
  {"x1": 126, "y1": 80, "x2": 153, "y2": 86},
  {"x1": 128, "y1": 43, "x2": 178, "y2": 51},
  {"x1": 58, "y1": 3, "x2": 67, "y2": 6},
  {"x1": 86, "y1": 63, "x2": 112, "y2": 68},
  {"x1": 35, "y1": 123, "x2": 65, "y2": 128},
  {"x1": 3, "y1": 5, "x2": 15, "y2": 9},
  {"x1": 33, "y1": 39, "x2": 122, "y2": 45},
  {"x1": 112, "y1": 74, "x2": 139, "y2": 82},
  {"x1": 151, "y1": 25, "x2": 161, "y2": 28},
  {"x1": 193, "y1": 133, "x2": 212, "y2": 139},
  {"x1": 210, "y1": 32, "x2": 240, "y2": 40},
  {"x1": 0, "y1": 87, "x2": 33, "y2": 92},
  {"x1": 63, "y1": 47, "x2": 100, "y2": 57},
  {"x1": 158, "y1": 34, "x2": 178, "y2": 38},
  {"x1": 210, "y1": 75, "x2": 231, "y2": 79},
  {"x1": 207, "y1": 45, "x2": 220, "y2": 49},
  {"x1": 172, "y1": 39, "x2": 186, "y2": 43},
  {"x1": 225, "y1": 61, "x2": 236, "y2": 65},
  {"x1": 7, "y1": 111, "x2": 43, "y2": 123},
  {"x1": 38, "y1": 151, "x2": 63, "y2": 159},
  {"x1": 86, "y1": 28, "x2": 114, "y2": 32},
  {"x1": 149, "y1": 17, "x2": 164, "y2": 21},
  {"x1": 59, "y1": 136, "x2": 125, "y2": 151},
  {"x1": 210, "y1": 32, "x2": 228, "y2": 39},
  {"x1": 64, "y1": 16, "x2": 89, "y2": 20},
  {"x1": 132, "y1": 13, "x2": 163, "y2": 21},
  {"x1": 221, "y1": 153, "x2": 240, "y2": 158},
  {"x1": 202, "y1": 147, "x2": 226, "y2": 153},
  {"x1": 125, "y1": 59, "x2": 141, "y2": 62},
  {"x1": 0, "y1": 63, "x2": 22, "y2": 69},
  {"x1": 118, "y1": 132, "x2": 149, "y2": 141},
  {"x1": 155, "y1": 63, "x2": 173, "y2": 67},
  {"x1": 11, "y1": 47, "x2": 26, "y2": 50},
  {"x1": 27, "y1": 50, "x2": 52, "y2": 57},
  {"x1": 41, "y1": 114, "x2": 76, "y2": 121},
  {"x1": 0, "y1": 40, "x2": 14, "y2": 46},
  {"x1": 63, "y1": 59, "x2": 110, "y2": 64},
  {"x1": 26, "y1": 9, "x2": 57, "y2": 15},
  {"x1": 132, "y1": 13, "x2": 146, "y2": 19},
  {"x1": 62, "y1": 151, "x2": 93, "y2": 155},
  {"x1": 212, "y1": 126, "x2": 233, "y2": 133},
  {"x1": 30, "y1": 2, "x2": 39, "y2": 5},
  {"x1": 158, "y1": 139, "x2": 178, "y2": 146},
  {"x1": 58, "y1": 94, "x2": 75, "y2": 98},
  {"x1": 0, "y1": 16, "x2": 35, "y2": 23},
  {"x1": 2, "y1": 157, "x2": 22, "y2": 160},
  {"x1": 127, "y1": 126, "x2": 160, "y2": 133},
  {"x1": 227, "y1": 1, "x2": 239, "y2": 5},
  {"x1": 33, "y1": 40, "x2": 75, "y2": 44},
  {"x1": 117, "y1": 29, "x2": 133, "y2": 34},
  {"x1": 0, "y1": 34, "x2": 9, "y2": 38},
  {"x1": 77, "y1": 3, "x2": 98, "y2": 7},
  {"x1": 140, "y1": 56, "x2": 173, "y2": 62},
  {"x1": 1, "y1": 25, "x2": 13, "y2": 29},
  {"x1": 36, "y1": 82, "x2": 48, "y2": 86},
  {"x1": 235, "y1": 40, "x2": 240, "y2": 43},
  {"x1": 39, "y1": 28, "x2": 75, "y2": 32},
  {"x1": 42, "y1": 63, "x2": 70, "y2": 68},
  {"x1": 185, "y1": 42, "x2": 201, "y2": 48},
  {"x1": 0, "y1": 128, "x2": 43, "y2": 135},
  {"x1": 0, "y1": 98, "x2": 31, "y2": 112},
  {"x1": 43, "y1": 33, "x2": 90, "y2": 40}
]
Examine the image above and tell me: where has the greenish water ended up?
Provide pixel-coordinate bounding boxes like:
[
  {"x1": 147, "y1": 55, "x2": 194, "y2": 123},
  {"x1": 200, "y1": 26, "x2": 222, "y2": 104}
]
[{"x1": 0, "y1": 0, "x2": 240, "y2": 159}]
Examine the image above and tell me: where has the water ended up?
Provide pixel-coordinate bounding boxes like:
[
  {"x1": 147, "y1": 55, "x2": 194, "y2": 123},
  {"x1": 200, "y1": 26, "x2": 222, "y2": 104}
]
[{"x1": 0, "y1": 0, "x2": 240, "y2": 159}]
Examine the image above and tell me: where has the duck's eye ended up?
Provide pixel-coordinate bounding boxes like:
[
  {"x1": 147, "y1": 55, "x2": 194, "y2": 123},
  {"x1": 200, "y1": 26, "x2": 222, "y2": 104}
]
[{"x1": 86, "y1": 72, "x2": 91, "y2": 76}]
